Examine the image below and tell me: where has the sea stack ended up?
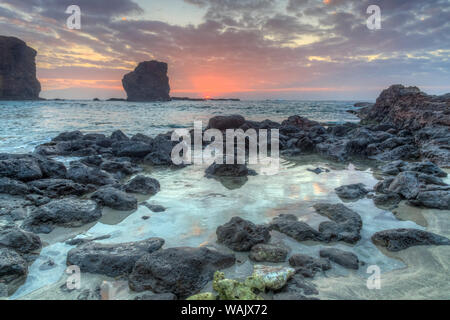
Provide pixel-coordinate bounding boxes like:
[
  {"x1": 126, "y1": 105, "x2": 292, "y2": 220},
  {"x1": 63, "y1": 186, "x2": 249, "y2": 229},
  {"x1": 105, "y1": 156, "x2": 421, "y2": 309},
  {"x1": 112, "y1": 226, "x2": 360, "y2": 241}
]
[
  {"x1": 122, "y1": 60, "x2": 170, "y2": 102},
  {"x1": 0, "y1": 36, "x2": 41, "y2": 100}
]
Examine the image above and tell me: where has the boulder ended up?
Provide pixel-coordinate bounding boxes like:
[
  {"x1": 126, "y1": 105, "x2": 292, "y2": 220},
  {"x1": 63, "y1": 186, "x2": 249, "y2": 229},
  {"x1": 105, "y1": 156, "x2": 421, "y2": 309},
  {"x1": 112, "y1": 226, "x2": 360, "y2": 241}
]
[
  {"x1": 269, "y1": 214, "x2": 322, "y2": 242},
  {"x1": 0, "y1": 158, "x2": 42, "y2": 182},
  {"x1": 143, "y1": 134, "x2": 177, "y2": 166},
  {"x1": 288, "y1": 254, "x2": 331, "y2": 277},
  {"x1": 66, "y1": 162, "x2": 117, "y2": 186},
  {"x1": 216, "y1": 217, "x2": 270, "y2": 251},
  {"x1": 27, "y1": 179, "x2": 91, "y2": 198},
  {"x1": 124, "y1": 175, "x2": 160, "y2": 195},
  {"x1": 129, "y1": 247, "x2": 236, "y2": 299},
  {"x1": 387, "y1": 171, "x2": 420, "y2": 199},
  {"x1": 334, "y1": 183, "x2": 369, "y2": 201},
  {"x1": 246, "y1": 265, "x2": 295, "y2": 291},
  {"x1": 313, "y1": 203, "x2": 363, "y2": 244},
  {"x1": 0, "y1": 224, "x2": 41, "y2": 254},
  {"x1": 122, "y1": 61, "x2": 170, "y2": 101},
  {"x1": 22, "y1": 198, "x2": 102, "y2": 233},
  {"x1": 112, "y1": 140, "x2": 153, "y2": 158},
  {"x1": 410, "y1": 190, "x2": 450, "y2": 210},
  {"x1": 91, "y1": 186, "x2": 138, "y2": 211},
  {"x1": 0, "y1": 248, "x2": 28, "y2": 284},
  {"x1": 319, "y1": 248, "x2": 359, "y2": 270},
  {"x1": 273, "y1": 274, "x2": 319, "y2": 300},
  {"x1": 205, "y1": 163, "x2": 257, "y2": 178},
  {"x1": 0, "y1": 178, "x2": 30, "y2": 195},
  {"x1": 207, "y1": 115, "x2": 246, "y2": 130},
  {"x1": 249, "y1": 243, "x2": 289, "y2": 262},
  {"x1": 372, "y1": 229, "x2": 450, "y2": 252},
  {"x1": 67, "y1": 238, "x2": 165, "y2": 277},
  {"x1": 0, "y1": 36, "x2": 41, "y2": 100}
]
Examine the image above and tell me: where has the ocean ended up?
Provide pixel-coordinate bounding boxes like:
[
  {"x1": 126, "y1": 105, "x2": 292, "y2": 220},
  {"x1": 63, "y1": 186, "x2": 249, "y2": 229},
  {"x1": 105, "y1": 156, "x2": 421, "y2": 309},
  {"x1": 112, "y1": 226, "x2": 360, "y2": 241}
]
[{"x1": 0, "y1": 99, "x2": 361, "y2": 154}]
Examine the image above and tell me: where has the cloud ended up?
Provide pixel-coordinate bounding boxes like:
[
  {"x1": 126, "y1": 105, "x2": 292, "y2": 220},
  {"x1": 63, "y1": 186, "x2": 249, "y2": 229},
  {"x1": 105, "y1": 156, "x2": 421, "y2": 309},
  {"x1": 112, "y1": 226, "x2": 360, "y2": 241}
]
[{"x1": 0, "y1": 0, "x2": 449, "y2": 99}]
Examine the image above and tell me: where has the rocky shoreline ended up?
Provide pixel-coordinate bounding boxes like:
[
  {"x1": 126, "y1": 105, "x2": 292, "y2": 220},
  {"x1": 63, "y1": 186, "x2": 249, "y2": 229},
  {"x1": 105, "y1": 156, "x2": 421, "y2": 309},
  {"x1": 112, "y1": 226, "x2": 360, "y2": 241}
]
[{"x1": 1, "y1": 84, "x2": 449, "y2": 299}]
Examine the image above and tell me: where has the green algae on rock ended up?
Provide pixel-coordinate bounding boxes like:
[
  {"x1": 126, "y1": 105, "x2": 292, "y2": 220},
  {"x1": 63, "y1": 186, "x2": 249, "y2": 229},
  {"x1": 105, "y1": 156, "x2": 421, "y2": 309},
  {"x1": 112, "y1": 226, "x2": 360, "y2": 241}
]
[
  {"x1": 246, "y1": 265, "x2": 295, "y2": 291},
  {"x1": 187, "y1": 292, "x2": 217, "y2": 300},
  {"x1": 212, "y1": 271, "x2": 263, "y2": 300}
]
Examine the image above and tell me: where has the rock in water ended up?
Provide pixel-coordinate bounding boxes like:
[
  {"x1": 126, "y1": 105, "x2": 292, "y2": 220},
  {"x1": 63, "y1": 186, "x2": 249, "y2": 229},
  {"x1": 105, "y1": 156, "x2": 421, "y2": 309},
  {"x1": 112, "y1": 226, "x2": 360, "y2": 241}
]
[
  {"x1": 0, "y1": 248, "x2": 28, "y2": 284},
  {"x1": 66, "y1": 238, "x2": 165, "y2": 277},
  {"x1": 22, "y1": 198, "x2": 102, "y2": 233},
  {"x1": 246, "y1": 265, "x2": 295, "y2": 291},
  {"x1": 249, "y1": 243, "x2": 289, "y2": 262},
  {"x1": 335, "y1": 183, "x2": 369, "y2": 201},
  {"x1": 216, "y1": 217, "x2": 270, "y2": 251},
  {"x1": 269, "y1": 214, "x2": 322, "y2": 242},
  {"x1": 122, "y1": 61, "x2": 170, "y2": 101},
  {"x1": 319, "y1": 248, "x2": 360, "y2": 270},
  {"x1": 129, "y1": 247, "x2": 235, "y2": 299},
  {"x1": 313, "y1": 203, "x2": 363, "y2": 244},
  {"x1": 371, "y1": 229, "x2": 450, "y2": 252},
  {"x1": 91, "y1": 186, "x2": 138, "y2": 211},
  {"x1": 0, "y1": 36, "x2": 41, "y2": 100}
]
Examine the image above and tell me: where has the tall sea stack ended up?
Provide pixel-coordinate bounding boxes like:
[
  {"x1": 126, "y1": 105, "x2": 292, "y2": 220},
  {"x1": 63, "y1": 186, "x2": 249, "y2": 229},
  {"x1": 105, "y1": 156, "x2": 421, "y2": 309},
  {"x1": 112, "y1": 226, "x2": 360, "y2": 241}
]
[
  {"x1": 0, "y1": 36, "x2": 41, "y2": 100},
  {"x1": 122, "y1": 60, "x2": 170, "y2": 101}
]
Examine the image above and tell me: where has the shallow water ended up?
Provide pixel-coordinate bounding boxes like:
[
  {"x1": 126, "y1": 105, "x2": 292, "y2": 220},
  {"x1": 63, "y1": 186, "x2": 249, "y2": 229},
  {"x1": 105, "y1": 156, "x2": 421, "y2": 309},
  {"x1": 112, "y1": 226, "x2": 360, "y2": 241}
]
[
  {"x1": 11, "y1": 157, "x2": 449, "y2": 300},
  {"x1": 1, "y1": 100, "x2": 449, "y2": 300}
]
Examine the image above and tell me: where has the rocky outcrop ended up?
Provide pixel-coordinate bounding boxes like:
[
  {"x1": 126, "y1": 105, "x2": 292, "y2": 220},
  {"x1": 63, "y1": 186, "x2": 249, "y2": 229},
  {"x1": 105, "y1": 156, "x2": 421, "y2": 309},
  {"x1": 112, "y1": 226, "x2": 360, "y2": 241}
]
[
  {"x1": 66, "y1": 238, "x2": 165, "y2": 277},
  {"x1": 122, "y1": 61, "x2": 170, "y2": 102},
  {"x1": 128, "y1": 247, "x2": 236, "y2": 299},
  {"x1": 319, "y1": 248, "x2": 360, "y2": 270},
  {"x1": 371, "y1": 229, "x2": 450, "y2": 252},
  {"x1": 356, "y1": 85, "x2": 450, "y2": 167},
  {"x1": 216, "y1": 217, "x2": 270, "y2": 251},
  {"x1": 0, "y1": 36, "x2": 41, "y2": 100},
  {"x1": 22, "y1": 198, "x2": 102, "y2": 233}
]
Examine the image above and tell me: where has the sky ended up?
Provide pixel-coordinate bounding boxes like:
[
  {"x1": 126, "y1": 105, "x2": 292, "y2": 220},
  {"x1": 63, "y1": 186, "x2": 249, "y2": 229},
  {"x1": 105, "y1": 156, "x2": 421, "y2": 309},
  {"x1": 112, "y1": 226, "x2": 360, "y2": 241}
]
[{"x1": 0, "y1": 0, "x2": 449, "y2": 100}]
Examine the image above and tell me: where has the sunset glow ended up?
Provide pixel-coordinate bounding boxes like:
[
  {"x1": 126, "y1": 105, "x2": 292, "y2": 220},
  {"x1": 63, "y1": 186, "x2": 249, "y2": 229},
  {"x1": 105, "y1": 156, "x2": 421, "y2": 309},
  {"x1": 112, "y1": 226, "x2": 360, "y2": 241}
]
[{"x1": 0, "y1": 0, "x2": 448, "y2": 100}]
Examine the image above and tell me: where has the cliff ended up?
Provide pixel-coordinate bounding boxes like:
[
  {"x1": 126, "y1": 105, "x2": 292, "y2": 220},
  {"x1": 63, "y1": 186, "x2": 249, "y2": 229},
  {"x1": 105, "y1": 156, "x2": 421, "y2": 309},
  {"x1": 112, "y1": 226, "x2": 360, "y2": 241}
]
[
  {"x1": 122, "y1": 60, "x2": 170, "y2": 102},
  {"x1": 0, "y1": 36, "x2": 41, "y2": 100}
]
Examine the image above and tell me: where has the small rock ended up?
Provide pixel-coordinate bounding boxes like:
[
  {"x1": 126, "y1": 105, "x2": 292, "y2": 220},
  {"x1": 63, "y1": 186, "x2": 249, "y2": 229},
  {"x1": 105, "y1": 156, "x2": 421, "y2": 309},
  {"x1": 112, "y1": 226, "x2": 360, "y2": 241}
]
[
  {"x1": 319, "y1": 248, "x2": 359, "y2": 270},
  {"x1": 91, "y1": 187, "x2": 137, "y2": 211},
  {"x1": 124, "y1": 175, "x2": 160, "y2": 195},
  {"x1": 371, "y1": 229, "x2": 450, "y2": 252},
  {"x1": 249, "y1": 243, "x2": 288, "y2": 262},
  {"x1": 216, "y1": 217, "x2": 270, "y2": 252},
  {"x1": 334, "y1": 183, "x2": 369, "y2": 201}
]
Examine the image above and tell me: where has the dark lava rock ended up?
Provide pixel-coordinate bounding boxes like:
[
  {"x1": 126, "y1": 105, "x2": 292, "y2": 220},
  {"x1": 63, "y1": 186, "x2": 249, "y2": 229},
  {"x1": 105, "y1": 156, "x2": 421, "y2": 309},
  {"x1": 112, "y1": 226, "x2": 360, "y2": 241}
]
[
  {"x1": 110, "y1": 130, "x2": 129, "y2": 141},
  {"x1": 216, "y1": 217, "x2": 270, "y2": 251},
  {"x1": 288, "y1": 254, "x2": 331, "y2": 277},
  {"x1": 100, "y1": 160, "x2": 140, "y2": 179},
  {"x1": 205, "y1": 163, "x2": 257, "y2": 178},
  {"x1": 269, "y1": 214, "x2": 322, "y2": 242},
  {"x1": 334, "y1": 183, "x2": 369, "y2": 201},
  {"x1": 207, "y1": 115, "x2": 246, "y2": 130},
  {"x1": 0, "y1": 224, "x2": 41, "y2": 254},
  {"x1": 143, "y1": 134, "x2": 177, "y2": 166},
  {"x1": 122, "y1": 60, "x2": 170, "y2": 102},
  {"x1": 313, "y1": 203, "x2": 363, "y2": 244},
  {"x1": 67, "y1": 238, "x2": 165, "y2": 277},
  {"x1": 371, "y1": 229, "x2": 450, "y2": 252},
  {"x1": 0, "y1": 36, "x2": 41, "y2": 100},
  {"x1": 373, "y1": 193, "x2": 402, "y2": 209},
  {"x1": 91, "y1": 186, "x2": 138, "y2": 211},
  {"x1": 66, "y1": 162, "x2": 117, "y2": 186},
  {"x1": 0, "y1": 157, "x2": 42, "y2": 182},
  {"x1": 0, "y1": 178, "x2": 30, "y2": 196},
  {"x1": 112, "y1": 140, "x2": 153, "y2": 158},
  {"x1": 53, "y1": 131, "x2": 84, "y2": 142},
  {"x1": 141, "y1": 203, "x2": 166, "y2": 212},
  {"x1": 307, "y1": 167, "x2": 329, "y2": 175},
  {"x1": 410, "y1": 190, "x2": 450, "y2": 210},
  {"x1": 124, "y1": 175, "x2": 160, "y2": 195},
  {"x1": 282, "y1": 116, "x2": 322, "y2": 131},
  {"x1": 249, "y1": 243, "x2": 288, "y2": 262},
  {"x1": 387, "y1": 171, "x2": 420, "y2": 200},
  {"x1": 22, "y1": 198, "x2": 102, "y2": 233},
  {"x1": 27, "y1": 179, "x2": 90, "y2": 198},
  {"x1": 0, "y1": 248, "x2": 28, "y2": 284},
  {"x1": 319, "y1": 248, "x2": 359, "y2": 270},
  {"x1": 129, "y1": 247, "x2": 235, "y2": 299}
]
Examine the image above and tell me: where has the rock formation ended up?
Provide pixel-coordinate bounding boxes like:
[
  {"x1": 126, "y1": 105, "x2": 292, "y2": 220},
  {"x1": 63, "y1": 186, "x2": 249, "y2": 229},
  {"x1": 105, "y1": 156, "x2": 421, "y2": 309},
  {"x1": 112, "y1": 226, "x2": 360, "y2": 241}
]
[
  {"x1": 0, "y1": 36, "x2": 41, "y2": 100},
  {"x1": 122, "y1": 60, "x2": 170, "y2": 101}
]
